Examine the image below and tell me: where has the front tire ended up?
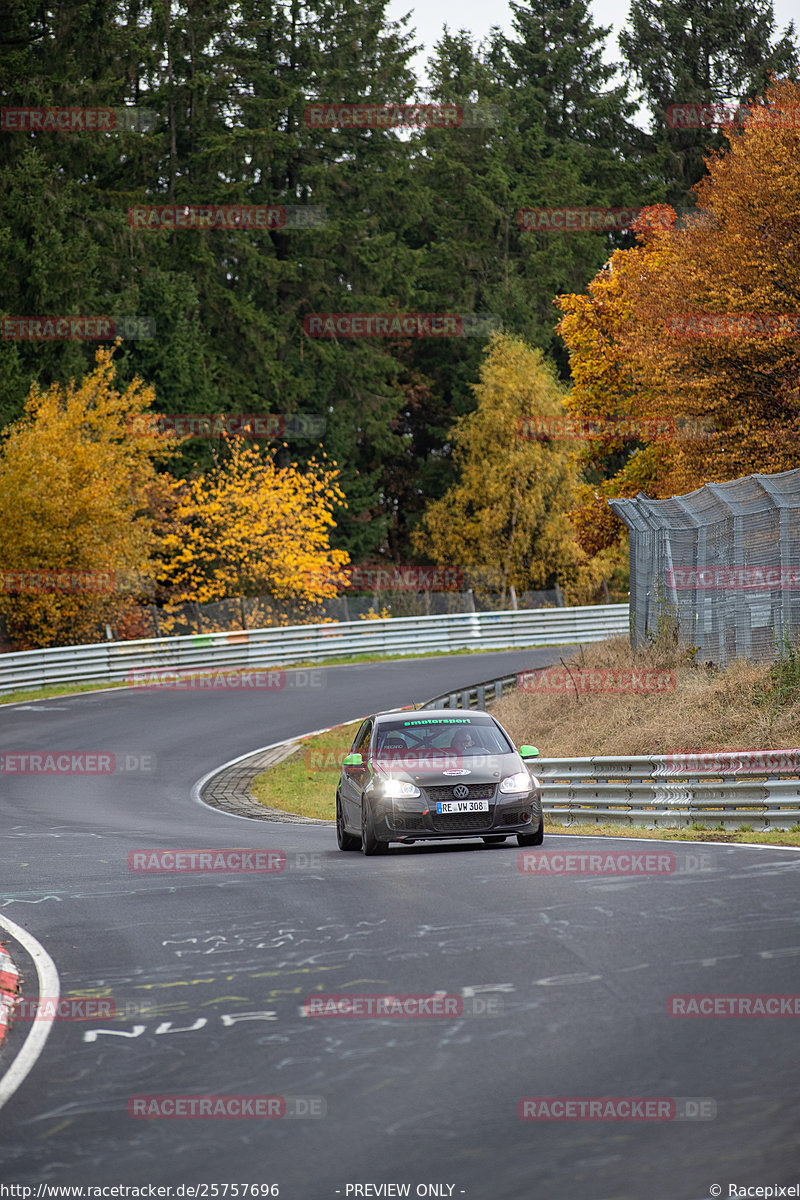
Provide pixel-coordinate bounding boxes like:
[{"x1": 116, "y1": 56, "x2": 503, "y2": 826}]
[
  {"x1": 361, "y1": 799, "x2": 388, "y2": 856},
  {"x1": 517, "y1": 818, "x2": 544, "y2": 847},
  {"x1": 336, "y1": 792, "x2": 361, "y2": 850}
]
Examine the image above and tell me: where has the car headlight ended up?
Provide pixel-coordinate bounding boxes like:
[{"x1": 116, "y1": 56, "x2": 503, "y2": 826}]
[
  {"x1": 381, "y1": 778, "x2": 421, "y2": 798},
  {"x1": 499, "y1": 771, "x2": 532, "y2": 795}
]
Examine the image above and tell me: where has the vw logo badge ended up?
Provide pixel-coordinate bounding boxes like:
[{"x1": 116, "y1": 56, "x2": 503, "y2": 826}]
[{"x1": 453, "y1": 784, "x2": 470, "y2": 799}]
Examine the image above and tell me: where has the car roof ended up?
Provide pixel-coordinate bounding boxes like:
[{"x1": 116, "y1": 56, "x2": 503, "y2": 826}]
[{"x1": 373, "y1": 709, "x2": 496, "y2": 725}]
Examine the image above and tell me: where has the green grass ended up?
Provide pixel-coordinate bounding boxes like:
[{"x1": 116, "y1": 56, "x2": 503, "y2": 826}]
[
  {"x1": 0, "y1": 680, "x2": 129, "y2": 705},
  {"x1": 249, "y1": 721, "x2": 362, "y2": 820},
  {"x1": 543, "y1": 819, "x2": 800, "y2": 847}
]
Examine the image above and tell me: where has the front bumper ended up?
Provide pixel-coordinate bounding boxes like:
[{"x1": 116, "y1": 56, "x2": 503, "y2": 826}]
[{"x1": 375, "y1": 789, "x2": 542, "y2": 840}]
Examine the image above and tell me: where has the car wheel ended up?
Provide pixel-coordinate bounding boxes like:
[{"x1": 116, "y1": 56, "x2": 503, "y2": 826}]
[
  {"x1": 517, "y1": 818, "x2": 544, "y2": 847},
  {"x1": 361, "y1": 799, "x2": 388, "y2": 856},
  {"x1": 336, "y1": 792, "x2": 361, "y2": 851},
  {"x1": 482, "y1": 836, "x2": 507, "y2": 845}
]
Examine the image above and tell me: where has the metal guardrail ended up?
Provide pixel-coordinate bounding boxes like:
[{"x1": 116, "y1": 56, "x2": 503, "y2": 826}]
[
  {"x1": 424, "y1": 673, "x2": 520, "y2": 712},
  {"x1": 423, "y1": 673, "x2": 800, "y2": 831},
  {"x1": 535, "y1": 755, "x2": 800, "y2": 831},
  {"x1": 0, "y1": 604, "x2": 629, "y2": 694}
]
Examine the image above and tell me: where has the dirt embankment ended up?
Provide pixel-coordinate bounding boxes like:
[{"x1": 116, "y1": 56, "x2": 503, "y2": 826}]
[{"x1": 491, "y1": 636, "x2": 800, "y2": 758}]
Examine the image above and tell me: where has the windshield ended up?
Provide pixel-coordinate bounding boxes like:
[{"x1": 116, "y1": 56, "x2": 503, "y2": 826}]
[{"x1": 374, "y1": 716, "x2": 514, "y2": 757}]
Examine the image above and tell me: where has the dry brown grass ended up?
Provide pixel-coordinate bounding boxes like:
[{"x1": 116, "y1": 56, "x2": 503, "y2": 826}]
[{"x1": 492, "y1": 636, "x2": 800, "y2": 757}]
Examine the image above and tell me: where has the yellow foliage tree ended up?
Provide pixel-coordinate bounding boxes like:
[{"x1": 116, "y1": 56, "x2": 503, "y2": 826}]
[
  {"x1": 412, "y1": 332, "x2": 619, "y2": 604},
  {"x1": 154, "y1": 438, "x2": 350, "y2": 623},
  {"x1": 0, "y1": 345, "x2": 176, "y2": 648}
]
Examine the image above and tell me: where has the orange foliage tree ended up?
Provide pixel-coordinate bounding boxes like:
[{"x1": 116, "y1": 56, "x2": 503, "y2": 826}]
[{"x1": 556, "y1": 77, "x2": 800, "y2": 552}]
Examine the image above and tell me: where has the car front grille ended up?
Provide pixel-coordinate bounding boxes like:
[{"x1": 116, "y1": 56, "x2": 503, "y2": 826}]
[
  {"x1": 391, "y1": 815, "x2": 419, "y2": 831},
  {"x1": 431, "y1": 811, "x2": 494, "y2": 832},
  {"x1": 425, "y1": 783, "x2": 496, "y2": 803}
]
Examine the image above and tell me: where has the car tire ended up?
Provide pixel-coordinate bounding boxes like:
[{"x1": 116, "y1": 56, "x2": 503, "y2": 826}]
[
  {"x1": 482, "y1": 836, "x2": 507, "y2": 845},
  {"x1": 517, "y1": 819, "x2": 544, "y2": 847},
  {"x1": 336, "y1": 792, "x2": 361, "y2": 851},
  {"x1": 361, "y1": 799, "x2": 388, "y2": 856}
]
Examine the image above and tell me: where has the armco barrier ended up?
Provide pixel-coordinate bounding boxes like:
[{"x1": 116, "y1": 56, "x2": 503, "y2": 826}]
[
  {"x1": 535, "y1": 755, "x2": 800, "y2": 831},
  {"x1": 423, "y1": 676, "x2": 800, "y2": 831},
  {"x1": 0, "y1": 604, "x2": 629, "y2": 695}
]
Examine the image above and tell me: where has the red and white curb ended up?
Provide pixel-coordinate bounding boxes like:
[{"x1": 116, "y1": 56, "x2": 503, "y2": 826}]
[
  {"x1": 0, "y1": 941, "x2": 21, "y2": 1047},
  {"x1": 0, "y1": 916, "x2": 60, "y2": 1113}
]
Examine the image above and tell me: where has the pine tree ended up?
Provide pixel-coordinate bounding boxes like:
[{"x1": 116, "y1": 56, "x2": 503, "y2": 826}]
[{"x1": 620, "y1": 0, "x2": 800, "y2": 207}]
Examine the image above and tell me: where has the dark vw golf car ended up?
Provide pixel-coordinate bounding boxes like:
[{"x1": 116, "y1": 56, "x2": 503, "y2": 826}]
[{"x1": 336, "y1": 709, "x2": 543, "y2": 855}]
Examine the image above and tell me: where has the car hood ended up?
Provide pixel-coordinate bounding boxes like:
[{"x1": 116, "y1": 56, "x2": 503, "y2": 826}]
[{"x1": 371, "y1": 751, "x2": 525, "y2": 788}]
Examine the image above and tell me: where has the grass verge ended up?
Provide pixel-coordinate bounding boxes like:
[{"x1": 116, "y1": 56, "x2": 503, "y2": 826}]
[
  {"x1": 543, "y1": 820, "x2": 800, "y2": 847},
  {"x1": 492, "y1": 634, "x2": 800, "y2": 756},
  {"x1": 0, "y1": 680, "x2": 129, "y2": 704},
  {"x1": 249, "y1": 721, "x2": 362, "y2": 820}
]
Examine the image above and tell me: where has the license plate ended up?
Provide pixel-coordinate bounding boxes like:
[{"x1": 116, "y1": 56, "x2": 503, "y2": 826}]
[{"x1": 436, "y1": 799, "x2": 489, "y2": 814}]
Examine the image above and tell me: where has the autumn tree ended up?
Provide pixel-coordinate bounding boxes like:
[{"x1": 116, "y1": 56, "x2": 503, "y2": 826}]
[
  {"x1": 412, "y1": 332, "x2": 615, "y2": 602},
  {"x1": 556, "y1": 78, "x2": 800, "y2": 552},
  {"x1": 0, "y1": 345, "x2": 176, "y2": 648},
  {"x1": 154, "y1": 438, "x2": 350, "y2": 623},
  {"x1": 555, "y1": 207, "x2": 676, "y2": 554}
]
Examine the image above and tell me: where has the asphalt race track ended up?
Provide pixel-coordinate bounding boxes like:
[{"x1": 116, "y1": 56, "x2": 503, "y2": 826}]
[{"x1": 1, "y1": 649, "x2": 799, "y2": 1199}]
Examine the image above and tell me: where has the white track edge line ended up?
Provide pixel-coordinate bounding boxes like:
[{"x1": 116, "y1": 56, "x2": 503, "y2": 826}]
[
  {"x1": 547, "y1": 832, "x2": 800, "y2": 852},
  {"x1": 191, "y1": 719, "x2": 366, "y2": 822},
  {"x1": 0, "y1": 914, "x2": 60, "y2": 1113}
]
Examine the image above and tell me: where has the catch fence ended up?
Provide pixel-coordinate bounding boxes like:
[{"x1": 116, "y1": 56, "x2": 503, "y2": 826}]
[{"x1": 609, "y1": 467, "x2": 800, "y2": 666}]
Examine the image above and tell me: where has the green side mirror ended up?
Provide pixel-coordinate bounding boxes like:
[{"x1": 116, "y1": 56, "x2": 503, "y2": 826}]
[
  {"x1": 343, "y1": 752, "x2": 363, "y2": 767},
  {"x1": 519, "y1": 745, "x2": 540, "y2": 759}
]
